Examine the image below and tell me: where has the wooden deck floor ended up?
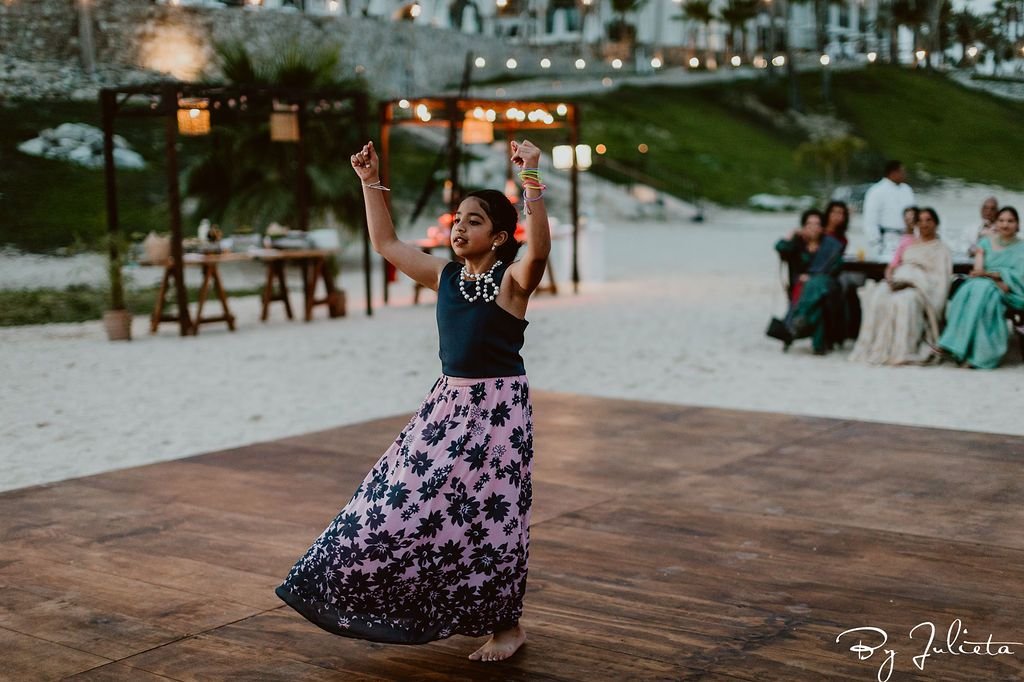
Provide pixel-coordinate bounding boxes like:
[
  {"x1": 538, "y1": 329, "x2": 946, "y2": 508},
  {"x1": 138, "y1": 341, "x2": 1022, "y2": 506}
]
[{"x1": 3, "y1": 391, "x2": 1023, "y2": 681}]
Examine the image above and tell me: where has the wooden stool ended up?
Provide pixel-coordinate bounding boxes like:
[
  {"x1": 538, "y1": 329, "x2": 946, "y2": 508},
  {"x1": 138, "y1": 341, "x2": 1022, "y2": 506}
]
[
  {"x1": 257, "y1": 249, "x2": 344, "y2": 322},
  {"x1": 150, "y1": 254, "x2": 242, "y2": 335},
  {"x1": 260, "y1": 259, "x2": 294, "y2": 322}
]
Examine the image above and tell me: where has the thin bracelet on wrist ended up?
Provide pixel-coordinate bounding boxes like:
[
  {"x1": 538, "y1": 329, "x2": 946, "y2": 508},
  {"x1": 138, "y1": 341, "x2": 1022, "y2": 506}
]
[{"x1": 362, "y1": 179, "x2": 391, "y2": 191}]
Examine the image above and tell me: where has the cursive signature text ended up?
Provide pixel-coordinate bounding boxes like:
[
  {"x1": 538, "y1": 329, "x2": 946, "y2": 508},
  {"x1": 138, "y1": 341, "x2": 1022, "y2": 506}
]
[{"x1": 835, "y1": 619, "x2": 1022, "y2": 682}]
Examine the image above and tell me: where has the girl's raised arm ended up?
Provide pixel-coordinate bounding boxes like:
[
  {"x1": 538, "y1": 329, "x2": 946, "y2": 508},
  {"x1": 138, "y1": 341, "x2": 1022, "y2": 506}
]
[
  {"x1": 352, "y1": 141, "x2": 448, "y2": 290},
  {"x1": 506, "y1": 140, "x2": 551, "y2": 293}
]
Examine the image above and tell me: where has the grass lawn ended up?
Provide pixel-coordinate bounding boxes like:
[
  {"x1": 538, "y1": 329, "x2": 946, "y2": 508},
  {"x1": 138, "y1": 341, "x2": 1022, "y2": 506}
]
[
  {"x1": 828, "y1": 67, "x2": 1024, "y2": 188},
  {"x1": 579, "y1": 83, "x2": 820, "y2": 205},
  {"x1": 579, "y1": 66, "x2": 1024, "y2": 206},
  {"x1": 0, "y1": 99, "x2": 178, "y2": 253}
]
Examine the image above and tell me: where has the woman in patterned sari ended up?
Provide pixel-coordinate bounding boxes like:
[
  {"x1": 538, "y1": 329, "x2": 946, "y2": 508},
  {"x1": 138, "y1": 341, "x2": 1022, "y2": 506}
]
[
  {"x1": 937, "y1": 207, "x2": 1024, "y2": 369},
  {"x1": 850, "y1": 208, "x2": 952, "y2": 365}
]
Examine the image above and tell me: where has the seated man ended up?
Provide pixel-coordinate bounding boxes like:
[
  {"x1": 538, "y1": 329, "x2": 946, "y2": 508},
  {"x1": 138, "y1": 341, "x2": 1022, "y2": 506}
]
[{"x1": 956, "y1": 195, "x2": 999, "y2": 258}]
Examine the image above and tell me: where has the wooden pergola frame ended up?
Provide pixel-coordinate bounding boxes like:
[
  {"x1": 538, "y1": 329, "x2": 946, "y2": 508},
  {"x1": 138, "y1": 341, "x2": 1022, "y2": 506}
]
[
  {"x1": 379, "y1": 96, "x2": 582, "y2": 301},
  {"x1": 100, "y1": 82, "x2": 374, "y2": 336}
]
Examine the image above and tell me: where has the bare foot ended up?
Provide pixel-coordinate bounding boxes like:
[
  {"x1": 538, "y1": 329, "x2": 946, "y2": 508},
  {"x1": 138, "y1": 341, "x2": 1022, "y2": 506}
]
[{"x1": 468, "y1": 624, "x2": 526, "y2": 662}]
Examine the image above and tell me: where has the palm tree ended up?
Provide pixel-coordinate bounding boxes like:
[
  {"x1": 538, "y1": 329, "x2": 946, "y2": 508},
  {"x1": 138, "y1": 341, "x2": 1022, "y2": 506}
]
[
  {"x1": 77, "y1": 0, "x2": 96, "y2": 75},
  {"x1": 718, "y1": 0, "x2": 759, "y2": 58},
  {"x1": 682, "y1": 0, "x2": 714, "y2": 57},
  {"x1": 952, "y1": 6, "x2": 980, "y2": 65},
  {"x1": 184, "y1": 40, "x2": 368, "y2": 236},
  {"x1": 873, "y1": 0, "x2": 899, "y2": 62},
  {"x1": 780, "y1": 0, "x2": 802, "y2": 111},
  {"x1": 791, "y1": 0, "x2": 844, "y2": 103},
  {"x1": 609, "y1": 0, "x2": 648, "y2": 47},
  {"x1": 891, "y1": 0, "x2": 929, "y2": 63}
]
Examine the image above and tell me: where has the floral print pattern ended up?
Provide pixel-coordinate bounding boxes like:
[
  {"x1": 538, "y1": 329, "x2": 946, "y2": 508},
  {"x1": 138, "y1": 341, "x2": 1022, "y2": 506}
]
[{"x1": 275, "y1": 374, "x2": 534, "y2": 644}]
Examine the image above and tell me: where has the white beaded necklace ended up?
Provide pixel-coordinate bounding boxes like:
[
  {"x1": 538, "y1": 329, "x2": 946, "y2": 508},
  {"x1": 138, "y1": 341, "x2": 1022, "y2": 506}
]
[{"x1": 458, "y1": 259, "x2": 502, "y2": 303}]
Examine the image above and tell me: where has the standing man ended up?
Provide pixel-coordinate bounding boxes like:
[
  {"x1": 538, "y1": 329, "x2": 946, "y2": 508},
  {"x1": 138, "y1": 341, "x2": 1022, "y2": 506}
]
[{"x1": 862, "y1": 160, "x2": 916, "y2": 260}]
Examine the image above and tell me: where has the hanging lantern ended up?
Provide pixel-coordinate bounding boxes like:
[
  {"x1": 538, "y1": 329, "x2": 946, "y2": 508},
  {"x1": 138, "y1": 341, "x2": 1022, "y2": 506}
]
[
  {"x1": 462, "y1": 117, "x2": 494, "y2": 145},
  {"x1": 270, "y1": 102, "x2": 300, "y2": 142},
  {"x1": 574, "y1": 144, "x2": 592, "y2": 171},
  {"x1": 552, "y1": 145, "x2": 573, "y2": 170},
  {"x1": 177, "y1": 98, "x2": 210, "y2": 136}
]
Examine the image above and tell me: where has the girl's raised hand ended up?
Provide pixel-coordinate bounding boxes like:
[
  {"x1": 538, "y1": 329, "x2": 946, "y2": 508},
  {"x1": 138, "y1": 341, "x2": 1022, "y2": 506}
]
[
  {"x1": 510, "y1": 140, "x2": 541, "y2": 170},
  {"x1": 351, "y1": 141, "x2": 380, "y2": 182}
]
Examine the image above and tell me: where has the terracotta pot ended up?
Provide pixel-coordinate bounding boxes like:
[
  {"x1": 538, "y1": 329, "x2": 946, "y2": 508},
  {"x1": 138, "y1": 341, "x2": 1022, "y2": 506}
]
[
  {"x1": 142, "y1": 232, "x2": 171, "y2": 264},
  {"x1": 328, "y1": 290, "x2": 346, "y2": 318},
  {"x1": 103, "y1": 309, "x2": 132, "y2": 341}
]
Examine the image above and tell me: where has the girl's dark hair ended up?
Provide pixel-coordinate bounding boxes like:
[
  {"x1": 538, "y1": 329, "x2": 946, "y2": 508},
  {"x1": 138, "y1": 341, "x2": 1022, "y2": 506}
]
[
  {"x1": 918, "y1": 207, "x2": 940, "y2": 225},
  {"x1": 997, "y1": 206, "x2": 1020, "y2": 225},
  {"x1": 800, "y1": 208, "x2": 824, "y2": 227},
  {"x1": 824, "y1": 200, "x2": 850, "y2": 236},
  {"x1": 465, "y1": 189, "x2": 522, "y2": 263}
]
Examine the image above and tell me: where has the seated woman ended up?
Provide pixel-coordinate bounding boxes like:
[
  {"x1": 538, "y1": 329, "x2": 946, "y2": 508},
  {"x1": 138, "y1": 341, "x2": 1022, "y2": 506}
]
[
  {"x1": 824, "y1": 200, "x2": 862, "y2": 345},
  {"x1": 850, "y1": 207, "x2": 952, "y2": 365},
  {"x1": 769, "y1": 209, "x2": 845, "y2": 353},
  {"x1": 775, "y1": 209, "x2": 825, "y2": 306},
  {"x1": 937, "y1": 206, "x2": 1024, "y2": 369},
  {"x1": 824, "y1": 200, "x2": 851, "y2": 247}
]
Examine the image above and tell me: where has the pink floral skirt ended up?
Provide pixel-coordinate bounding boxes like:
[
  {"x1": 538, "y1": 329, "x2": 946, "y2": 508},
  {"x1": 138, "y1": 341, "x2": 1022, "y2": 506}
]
[{"x1": 275, "y1": 374, "x2": 534, "y2": 644}]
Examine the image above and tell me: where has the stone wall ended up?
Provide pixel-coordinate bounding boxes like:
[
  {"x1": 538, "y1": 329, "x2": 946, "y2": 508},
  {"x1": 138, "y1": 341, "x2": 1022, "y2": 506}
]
[{"x1": 0, "y1": 0, "x2": 599, "y2": 98}]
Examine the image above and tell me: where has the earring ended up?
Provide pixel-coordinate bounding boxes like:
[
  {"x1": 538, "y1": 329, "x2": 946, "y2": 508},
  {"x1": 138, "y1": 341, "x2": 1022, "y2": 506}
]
[{"x1": 491, "y1": 244, "x2": 497, "y2": 251}]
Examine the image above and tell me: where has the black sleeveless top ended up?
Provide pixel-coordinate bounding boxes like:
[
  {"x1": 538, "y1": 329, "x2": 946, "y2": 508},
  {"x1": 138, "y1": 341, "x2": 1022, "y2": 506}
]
[{"x1": 436, "y1": 261, "x2": 528, "y2": 378}]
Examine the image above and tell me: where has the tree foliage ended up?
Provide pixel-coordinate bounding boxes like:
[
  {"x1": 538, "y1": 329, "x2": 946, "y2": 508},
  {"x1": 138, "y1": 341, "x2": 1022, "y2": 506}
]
[{"x1": 183, "y1": 40, "x2": 368, "y2": 234}]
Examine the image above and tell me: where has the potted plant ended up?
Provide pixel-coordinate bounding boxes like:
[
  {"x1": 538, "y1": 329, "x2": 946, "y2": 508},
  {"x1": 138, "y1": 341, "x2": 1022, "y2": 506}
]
[
  {"x1": 103, "y1": 232, "x2": 132, "y2": 341},
  {"x1": 325, "y1": 253, "x2": 346, "y2": 318}
]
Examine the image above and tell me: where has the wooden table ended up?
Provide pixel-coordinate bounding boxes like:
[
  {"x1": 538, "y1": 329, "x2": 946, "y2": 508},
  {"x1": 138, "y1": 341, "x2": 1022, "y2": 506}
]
[
  {"x1": 149, "y1": 248, "x2": 344, "y2": 334},
  {"x1": 841, "y1": 257, "x2": 974, "y2": 280},
  {"x1": 150, "y1": 252, "x2": 252, "y2": 335},
  {"x1": 252, "y1": 248, "x2": 343, "y2": 322}
]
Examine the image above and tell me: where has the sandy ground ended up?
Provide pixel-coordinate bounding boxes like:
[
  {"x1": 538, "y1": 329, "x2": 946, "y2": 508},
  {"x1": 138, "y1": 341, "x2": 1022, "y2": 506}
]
[{"x1": 2, "y1": 181, "x2": 1023, "y2": 493}]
